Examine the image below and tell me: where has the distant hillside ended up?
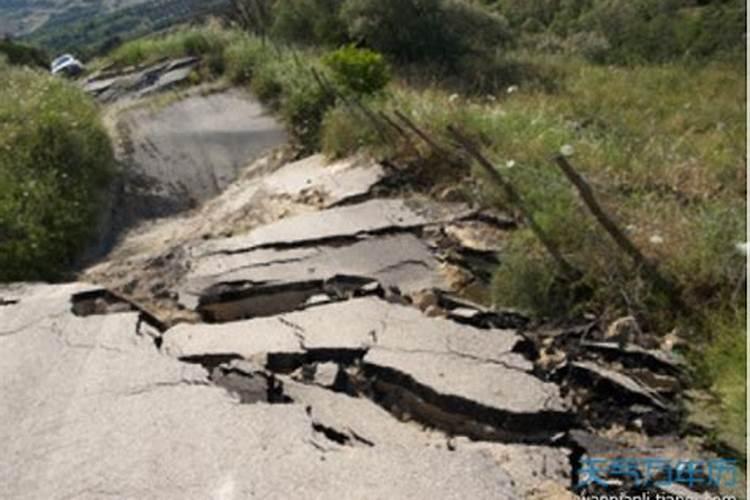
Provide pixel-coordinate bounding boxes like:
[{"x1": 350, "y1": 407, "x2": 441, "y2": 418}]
[
  {"x1": 6, "y1": 0, "x2": 229, "y2": 59},
  {"x1": 0, "y1": 1, "x2": 148, "y2": 37},
  {"x1": 483, "y1": 0, "x2": 745, "y2": 63}
]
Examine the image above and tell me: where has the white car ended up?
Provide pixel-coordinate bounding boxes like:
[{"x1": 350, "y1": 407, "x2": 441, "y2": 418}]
[{"x1": 51, "y1": 54, "x2": 85, "y2": 77}]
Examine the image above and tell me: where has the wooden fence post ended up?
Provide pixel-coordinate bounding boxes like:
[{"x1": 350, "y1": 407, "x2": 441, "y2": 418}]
[
  {"x1": 447, "y1": 126, "x2": 582, "y2": 282},
  {"x1": 553, "y1": 154, "x2": 684, "y2": 309}
]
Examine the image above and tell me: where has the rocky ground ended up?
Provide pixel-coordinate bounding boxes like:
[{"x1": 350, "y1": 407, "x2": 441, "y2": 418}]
[{"x1": 0, "y1": 60, "x2": 741, "y2": 499}]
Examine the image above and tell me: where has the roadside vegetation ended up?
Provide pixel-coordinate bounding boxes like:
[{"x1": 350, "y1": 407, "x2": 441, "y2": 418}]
[
  {"x1": 0, "y1": 56, "x2": 114, "y2": 281},
  {"x1": 69, "y1": 0, "x2": 750, "y2": 456},
  {"x1": 0, "y1": 39, "x2": 48, "y2": 69}
]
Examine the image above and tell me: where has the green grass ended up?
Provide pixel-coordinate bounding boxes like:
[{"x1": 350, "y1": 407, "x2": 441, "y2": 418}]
[
  {"x1": 0, "y1": 62, "x2": 114, "y2": 281},
  {"x1": 321, "y1": 56, "x2": 745, "y2": 314},
  {"x1": 693, "y1": 307, "x2": 747, "y2": 453},
  {"x1": 318, "y1": 54, "x2": 746, "y2": 451},
  {"x1": 108, "y1": 25, "x2": 244, "y2": 68}
]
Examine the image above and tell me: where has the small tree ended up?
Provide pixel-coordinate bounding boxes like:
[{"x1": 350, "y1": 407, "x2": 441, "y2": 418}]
[
  {"x1": 271, "y1": 0, "x2": 348, "y2": 46},
  {"x1": 340, "y1": 0, "x2": 511, "y2": 66},
  {"x1": 323, "y1": 45, "x2": 390, "y2": 95}
]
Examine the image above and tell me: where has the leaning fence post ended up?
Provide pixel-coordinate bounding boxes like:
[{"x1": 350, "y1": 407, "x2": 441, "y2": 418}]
[
  {"x1": 447, "y1": 126, "x2": 582, "y2": 282},
  {"x1": 552, "y1": 154, "x2": 684, "y2": 309}
]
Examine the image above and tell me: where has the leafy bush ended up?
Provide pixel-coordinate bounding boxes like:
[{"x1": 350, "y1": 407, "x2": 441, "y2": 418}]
[
  {"x1": 322, "y1": 45, "x2": 390, "y2": 95},
  {"x1": 223, "y1": 36, "x2": 266, "y2": 83},
  {"x1": 250, "y1": 58, "x2": 286, "y2": 102},
  {"x1": 0, "y1": 67, "x2": 113, "y2": 281},
  {"x1": 271, "y1": 0, "x2": 348, "y2": 46},
  {"x1": 0, "y1": 40, "x2": 48, "y2": 69},
  {"x1": 584, "y1": 0, "x2": 684, "y2": 64},
  {"x1": 246, "y1": 52, "x2": 337, "y2": 151},
  {"x1": 281, "y1": 80, "x2": 336, "y2": 152},
  {"x1": 321, "y1": 102, "x2": 382, "y2": 158},
  {"x1": 341, "y1": 0, "x2": 511, "y2": 65}
]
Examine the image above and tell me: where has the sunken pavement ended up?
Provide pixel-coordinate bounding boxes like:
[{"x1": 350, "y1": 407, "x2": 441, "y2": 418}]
[{"x1": 1, "y1": 64, "x2": 707, "y2": 499}]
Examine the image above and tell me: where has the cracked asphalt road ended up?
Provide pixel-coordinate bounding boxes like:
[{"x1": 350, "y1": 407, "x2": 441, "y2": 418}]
[
  {"x1": 1, "y1": 63, "x2": 705, "y2": 499},
  {"x1": 2, "y1": 133, "x2": 575, "y2": 498},
  {"x1": 0, "y1": 283, "x2": 571, "y2": 499}
]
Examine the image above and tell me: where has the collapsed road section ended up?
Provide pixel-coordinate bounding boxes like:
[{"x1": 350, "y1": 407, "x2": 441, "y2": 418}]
[
  {"x1": 0, "y1": 283, "x2": 573, "y2": 499},
  {"x1": 58, "y1": 69, "x2": 718, "y2": 496},
  {"x1": 75, "y1": 141, "x2": 715, "y2": 496},
  {"x1": 162, "y1": 296, "x2": 572, "y2": 443}
]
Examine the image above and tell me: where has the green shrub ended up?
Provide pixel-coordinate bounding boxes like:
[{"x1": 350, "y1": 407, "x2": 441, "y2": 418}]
[
  {"x1": 0, "y1": 67, "x2": 113, "y2": 281},
  {"x1": 278, "y1": 64, "x2": 336, "y2": 152},
  {"x1": 341, "y1": 0, "x2": 511, "y2": 65},
  {"x1": 683, "y1": 1, "x2": 746, "y2": 60},
  {"x1": 250, "y1": 60, "x2": 285, "y2": 102},
  {"x1": 322, "y1": 45, "x2": 390, "y2": 95},
  {"x1": 321, "y1": 103, "x2": 381, "y2": 158},
  {"x1": 223, "y1": 36, "x2": 266, "y2": 83},
  {"x1": 583, "y1": 0, "x2": 683, "y2": 64},
  {"x1": 271, "y1": 0, "x2": 348, "y2": 46},
  {"x1": 247, "y1": 52, "x2": 337, "y2": 151},
  {"x1": 489, "y1": 0, "x2": 564, "y2": 30},
  {"x1": 181, "y1": 30, "x2": 219, "y2": 56},
  {"x1": 0, "y1": 40, "x2": 49, "y2": 69}
]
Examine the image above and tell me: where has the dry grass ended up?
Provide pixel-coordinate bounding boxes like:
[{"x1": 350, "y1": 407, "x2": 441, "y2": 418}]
[{"x1": 321, "y1": 54, "x2": 746, "y2": 451}]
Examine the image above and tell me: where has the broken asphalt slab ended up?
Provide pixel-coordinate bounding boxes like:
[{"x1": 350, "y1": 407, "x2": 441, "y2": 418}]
[
  {"x1": 193, "y1": 197, "x2": 473, "y2": 257},
  {"x1": 282, "y1": 378, "x2": 572, "y2": 496},
  {"x1": 258, "y1": 153, "x2": 387, "y2": 208},
  {"x1": 163, "y1": 297, "x2": 572, "y2": 442},
  {"x1": 177, "y1": 197, "x2": 479, "y2": 317},
  {"x1": 179, "y1": 233, "x2": 446, "y2": 316},
  {"x1": 80, "y1": 154, "x2": 391, "y2": 322},
  {"x1": 164, "y1": 296, "x2": 525, "y2": 364},
  {"x1": 0, "y1": 284, "x2": 535, "y2": 499},
  {"x1": 569, "y1": 361, "x2": 670, "y2": 410}
]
